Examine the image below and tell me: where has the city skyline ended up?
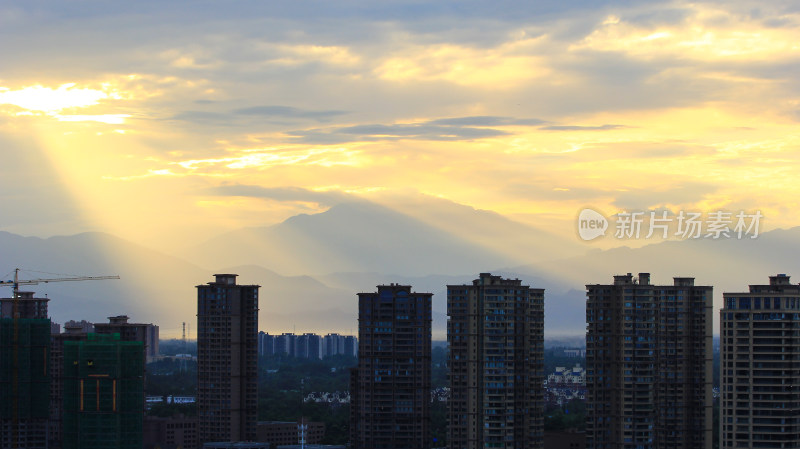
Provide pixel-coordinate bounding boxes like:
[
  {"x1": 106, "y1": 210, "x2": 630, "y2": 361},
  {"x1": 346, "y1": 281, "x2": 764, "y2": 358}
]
[
  {"x1": 3, "y1": 267, "x2": 799, "y2": 447},
  {"x1": 2, "y1": 6, "x2": 799, "y2": 446}
]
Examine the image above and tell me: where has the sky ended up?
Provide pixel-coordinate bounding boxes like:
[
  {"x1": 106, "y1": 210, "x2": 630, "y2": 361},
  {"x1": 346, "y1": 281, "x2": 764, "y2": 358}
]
[{"x1": 1, "y1": 0, "x2": 799, "y2": 253}]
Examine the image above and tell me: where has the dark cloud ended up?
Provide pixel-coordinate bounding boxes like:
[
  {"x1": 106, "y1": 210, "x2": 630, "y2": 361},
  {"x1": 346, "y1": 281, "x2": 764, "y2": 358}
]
[
  {"x1": 233, "y1": 105, "x2": 348, "y2": 122},
  {"x1": 206, "y1": 185, "x2": 354, "y2": 206},
  {"x1": 286, "y1": 122, "x2": 510, "y2": 144},
  {"x1": 426, "y1": 116, "x2": 546, "y2": 126},
  {"x1": 170, "y1": 106, "x2": 348, "y2": 127},
  {"x1": 170, "y1": 111, "x2": 232, "y2": 124},
  {"x1": 541, "y1": 124, "x2": 625, "y2": 131}
]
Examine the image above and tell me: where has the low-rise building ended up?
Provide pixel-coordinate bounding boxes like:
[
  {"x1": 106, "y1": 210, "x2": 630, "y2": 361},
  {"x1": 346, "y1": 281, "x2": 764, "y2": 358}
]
[
  {"x1": 143, "y1": 415, "x2": 198, "y2": 449},
  {"x1": 257, "y1": 419, "x2": 325, "y2": 447}
]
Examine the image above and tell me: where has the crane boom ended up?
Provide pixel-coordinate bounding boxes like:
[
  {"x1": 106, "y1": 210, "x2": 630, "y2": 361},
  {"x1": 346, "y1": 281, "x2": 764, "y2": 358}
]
[{"x1": 0, "y1": 268, "x2": 120, "y2": 298}]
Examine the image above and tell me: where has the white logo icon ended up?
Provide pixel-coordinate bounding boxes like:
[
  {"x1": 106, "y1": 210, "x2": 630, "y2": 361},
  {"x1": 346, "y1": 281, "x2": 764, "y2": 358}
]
[{"x1": 578, "y1": 208, "x2": 608, "y2": 241}]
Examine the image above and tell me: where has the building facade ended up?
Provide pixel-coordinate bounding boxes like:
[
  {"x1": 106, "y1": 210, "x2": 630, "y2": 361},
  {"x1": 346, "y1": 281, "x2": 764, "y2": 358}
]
[
  {"x1": 720, "y1": 274, "x2": 800, "y2": 448},
  {"x1": 343, "y1": 336, "x2": 357, "y2": 357},
  {"x1": 585, "y1": 273, "x2": 712, "y2": 449},
  {"x1": 197, "y1": 274, "x2": 259, "y2": 446},
  {"x1": 93, "y1": 315, "x2": 159, "y2": 362},
  {"x1": 275, "y1": 333, "x2": 297, "y2": 357},
  {"x1": 295, "y1": 333, "x2": 323, "y2": 359},
  {"x1": 256, "y1": 419, "x2": 325, "y2": 447},
  {"x1": 323, "y1": 333, "x2": 343, "y2": 357},
  {"x1": 258, "y1": 332, "x2": 275, "y2": 356},
  {"x1": 350, "y1": 284, "x2": 432, "y2": 449},
  {"x1": 62, "y1": 333, "x2": 144, "y2": 449},
  {"x1": 143, "y1": 415, "x2": 198, "y2": 449},
  {"x1": 447, "y1": 273, "x2": 545, "y2": 449},
  {"x1": 0, "y1": 293, "x2": 51, "y2": 449},
  {"x1": 49, "y1": 325, "x2": 89, "y2": 449}
]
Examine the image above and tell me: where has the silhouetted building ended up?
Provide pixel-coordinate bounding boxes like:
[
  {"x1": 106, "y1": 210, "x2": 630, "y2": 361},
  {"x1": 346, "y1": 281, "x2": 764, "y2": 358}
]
[
  {"x1": 295, "y1": 333, "x2": 322, "y2": 359},
  {"x1": 63, "y1": 320, "x2": 94, "y2": 334},
  {"x1": 275, "y1": 333, "x2": 296, "y2": 357},
  {"x1": 203, "y1": 443, "x2": 269, "y2": 449},
  {"x1": 447, "y1": 273, "x2": 545, "y2": 449},
  {"x1": 343, "y1": 335, "x2": 357, "y2": 357},
  {"x1": 257, "y1": 419, "x2": 325, "y2": 446},
  {"x1": 585, "y1": 273, "x2": 712, "y2": 449},
  {"x1": 720, "y1": 274, "x2": 800, "y2": 447},
  {"x1": 350, "y1": 284, "x2": 432, "y2": 449},
  {"x1": 94, "y1": 315, "x2": 159, "y2": 362},
  {"x1": 544, "y1": 431, "x2": 585, "y2": 449},
  {"x1": 0, "y1": 292, "x2": 49, "y2": 320},
  {"x1": 144, "y1": 414, "x2": 198, "y2": 449},
  {"x1": 62, "y1": 333, "x2": 144, "y2": 449},
  {"x1": 322, "y1": 333, "x2": 356, "y2": 357},
  {"x1": 258, "y1": 331, "x2": 275, "y2": 356},
  {"x1": 0, "y1": 292, "x2": 50, "y2": 449},
  {"x1": 197, "y1": 274, "x2": 259, "y2": 447},
  {"x1": 49, "y1": 325, "x2": 89, "y2": 449}
]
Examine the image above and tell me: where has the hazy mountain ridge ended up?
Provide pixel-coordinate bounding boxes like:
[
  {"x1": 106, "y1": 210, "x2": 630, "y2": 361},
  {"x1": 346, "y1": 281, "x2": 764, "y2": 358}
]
[
  {"x1": 184, "y1": 199, "x2": 578, "y2": 277},
  {"x1": 2, "y1": 205, "x2": 800, "y2": 338}
]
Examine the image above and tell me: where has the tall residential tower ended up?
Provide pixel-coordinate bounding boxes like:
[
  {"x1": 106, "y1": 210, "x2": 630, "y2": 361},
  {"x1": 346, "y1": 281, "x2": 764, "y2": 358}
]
[
  {"x1": 197, "y1": 274, "x2": 259, "y2": 446},
  {"x1": 447, "y1": 273, "x2": 545, "y2": 449},
  {"x1": 0, "y1": 293, "x2": 50, "y2": 449},
  {"x1": 585, "y1": 273, "x2": 712, "y2": 449},
  {"x1": 720, "y1": 274, "x2": 800, "y2": 447},
  {"x1": 350, "y1": 284, "x2": 432, "y2": 449}
]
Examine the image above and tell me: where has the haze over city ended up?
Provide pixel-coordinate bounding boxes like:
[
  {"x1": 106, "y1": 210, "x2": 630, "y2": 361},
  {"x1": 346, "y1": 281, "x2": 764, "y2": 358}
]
[{"x1": 1, "y1": 0, "x2": 799, "y2": 337}]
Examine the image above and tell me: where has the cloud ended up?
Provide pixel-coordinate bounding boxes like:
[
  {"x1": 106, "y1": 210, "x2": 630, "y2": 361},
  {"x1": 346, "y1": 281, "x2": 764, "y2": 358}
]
[
  {"x1": 286, "y1": 122, "x2": 511, "y2": 144},
  {"x1": 281, "y1": 115, "x2": 551, "y2": 144},
  {"x1": 233, "y1": 105, "x2": 348, "y2": 122},
  {"x1": 541, "y1": 124, "x2": 626, "y2": 131},
  {"x1": 426, "y1": 116, "x2": 546, "y2": 126},
  {"x1": 612, "y1": 183, "x2": 719, "y2": 211},
  {"x1": 170, "y1": 110, "x2": 237, "y2": 125},
  {"x1": 205, "y1": 185, "x2": 355, "y2": 206},
  {"x1": 0, "y1": 84, "x2": 112, "y2": 113}
]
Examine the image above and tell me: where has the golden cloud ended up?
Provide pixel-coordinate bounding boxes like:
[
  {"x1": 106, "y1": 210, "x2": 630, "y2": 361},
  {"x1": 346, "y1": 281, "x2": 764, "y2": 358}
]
[
  {"x1": 374, "y1": 36, "x2": 552, "y2": 88},
  {"x1": 572, "y1": 7, "x2": 800, "y2": 61}
]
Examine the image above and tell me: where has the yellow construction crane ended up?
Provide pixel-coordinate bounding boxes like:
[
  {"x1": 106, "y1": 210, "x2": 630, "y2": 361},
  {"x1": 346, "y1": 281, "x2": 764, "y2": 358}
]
[{"x1": 0, "y1": 268, "x2": 119, "y2": 449}]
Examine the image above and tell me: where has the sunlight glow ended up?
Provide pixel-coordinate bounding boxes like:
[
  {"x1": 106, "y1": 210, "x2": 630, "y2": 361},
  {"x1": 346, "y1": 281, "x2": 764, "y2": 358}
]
[
  {"x1": 0, "y1": 84, "x2": 110, "y2": 112},
  {"x1": 55, "y1": 114, "x2": 131, "y2": 124}
]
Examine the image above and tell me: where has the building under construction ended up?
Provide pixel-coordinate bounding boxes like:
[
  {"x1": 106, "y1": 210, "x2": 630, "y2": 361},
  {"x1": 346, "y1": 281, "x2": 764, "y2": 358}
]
[
  {"x1": 0, "y1": 293, "x2": 51, "y2": 449},
  {"x1": 49, "y1": 324, "x2": 89, "y2": 449},
  {"x1": 62, "y1": 333, "x2": 144, "y2": 449}
]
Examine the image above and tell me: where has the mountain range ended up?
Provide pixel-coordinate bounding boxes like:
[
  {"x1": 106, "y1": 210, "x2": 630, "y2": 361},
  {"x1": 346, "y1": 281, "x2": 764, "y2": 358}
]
[{"x1": 2, "y1": 196, "x2": 798, "y2": 339}]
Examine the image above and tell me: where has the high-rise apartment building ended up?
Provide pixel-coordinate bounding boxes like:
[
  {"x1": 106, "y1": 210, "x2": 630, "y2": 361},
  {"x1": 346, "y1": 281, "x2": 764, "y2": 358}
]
[
  {"x1": 197, "y1": 274, "x2": 259, "y2": 446},
  {"x1": 62, "y1": 333, "x2": 144, "y2": 449},
  {"x1": 275, "y1": 333, "x2": 297, "y2": 357},
  {"x1": 94, "y1": 315, "x2": 159, "y2": 362},
  {"x1": 0, "y1": 293, "x2": 51, "y2": 449},
  {"x1": 295, "y1": 333, "x2": 323, "y2": 359},
  {"x1": 350, "y1": 284, "x2": 432, "y2": 449},
  {"x1": 49, "y1": 325, "x2": 89, "y2": 449},
  {"x1": 585, "y1": 273, "x2": 712, "y2": 449},
  {"x1": 258, "y1": 331, "x2": 275, "y2": 356},
  {"x1": 720, "y1": 274, "x2": 800, "y2": 447},
  {"x1": 323, "y1": 333, "x2": 344, "y2": 357},
  {"x1": 343, "y1": 335, "x2": 357, "y2": 357},
  {"x1": 447, "y1": 273, "x2": 545, "y2": 449}
]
